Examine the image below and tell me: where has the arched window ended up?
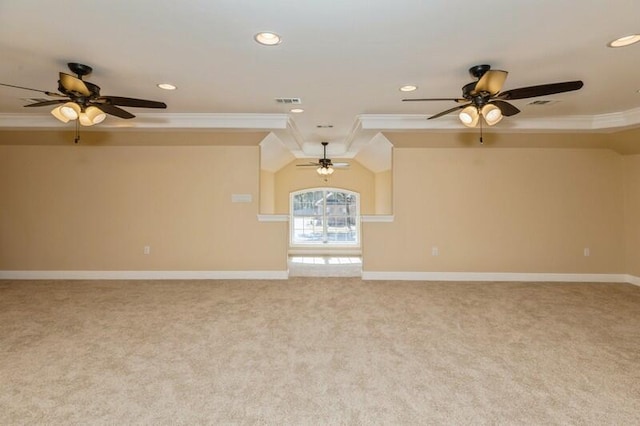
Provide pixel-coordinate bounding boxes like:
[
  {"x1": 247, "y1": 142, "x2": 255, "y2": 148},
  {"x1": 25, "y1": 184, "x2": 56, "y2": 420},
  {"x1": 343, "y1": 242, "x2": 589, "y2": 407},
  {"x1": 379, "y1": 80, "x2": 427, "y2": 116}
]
[{"x1": 290, "y1": 188, "x2": 359, "y2": 247}]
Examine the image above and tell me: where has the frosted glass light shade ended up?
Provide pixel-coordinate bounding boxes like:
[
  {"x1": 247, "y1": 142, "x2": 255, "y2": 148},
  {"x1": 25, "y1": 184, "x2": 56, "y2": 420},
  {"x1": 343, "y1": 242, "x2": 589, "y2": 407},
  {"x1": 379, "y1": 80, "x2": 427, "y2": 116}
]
[
  {"x1": 79, "y1": 113, "x2": 92, "y2": 126},
  {"x1": 482, "y1": 104, "x2": 503, "y2": 126},
  {"x1": 51, "y1": 105, "x2": 71, "y2": 123},
  {"x1": 459, "y1": 105, "x2": 479, "y2": 127},
  {"x1": 59, "y1": 102, "x2": 80, "y2": 120},
  {"x1": 84, "y1": 106, "x2": 106, "y2": 125}
]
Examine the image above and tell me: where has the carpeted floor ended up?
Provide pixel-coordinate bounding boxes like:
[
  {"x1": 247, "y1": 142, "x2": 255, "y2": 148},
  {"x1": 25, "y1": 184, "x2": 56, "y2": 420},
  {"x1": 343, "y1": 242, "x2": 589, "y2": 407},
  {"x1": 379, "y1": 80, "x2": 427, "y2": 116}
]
[{"x1": 1, "y1": 278, "x2": 639, "y2": 424}]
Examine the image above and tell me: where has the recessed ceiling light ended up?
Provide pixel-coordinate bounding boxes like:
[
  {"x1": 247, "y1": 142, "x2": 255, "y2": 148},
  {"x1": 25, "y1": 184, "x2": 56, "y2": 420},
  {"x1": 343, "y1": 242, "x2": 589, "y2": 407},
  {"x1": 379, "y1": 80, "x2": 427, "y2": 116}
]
[
  {"x1": 290, "y1": 108, "x2": 304, "y2": 113},
  {"x1": 254, "y1": 32, "x2": 282, "y2": 46},
  {"x1": 400, "y1": 85, "x2": 418, "y2": 92},
  {"x1": 607, "y1": 34, "x2": 640, "y2": 48},
  {"x1": 157, "y1": 83, "x2": 176, "y2": 90}
]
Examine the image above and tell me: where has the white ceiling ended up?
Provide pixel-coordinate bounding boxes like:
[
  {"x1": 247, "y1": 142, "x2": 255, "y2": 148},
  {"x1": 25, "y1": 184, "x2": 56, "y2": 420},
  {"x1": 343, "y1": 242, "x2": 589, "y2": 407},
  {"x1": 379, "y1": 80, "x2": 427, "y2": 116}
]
[{"x1": 1, "y1": 1, "x2": 639, "y2": 170}]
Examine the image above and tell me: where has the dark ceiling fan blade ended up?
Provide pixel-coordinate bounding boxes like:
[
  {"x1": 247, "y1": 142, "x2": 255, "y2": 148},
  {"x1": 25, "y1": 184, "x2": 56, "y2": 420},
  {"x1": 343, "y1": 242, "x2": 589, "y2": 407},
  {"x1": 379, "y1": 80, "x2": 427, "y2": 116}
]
[
  {"x1": 0, "y1": 82, "x2": 65, "y2": 97},
  {"x1": 473, "y1": 70, "x2": 508, "y2": 95},
  {"x1": 59, "y1": 72, "x2": 91, "y2": 96},
  {"x1": 403, "y1": 98, "x2": 466, "y2": 103},
  {"x1": 94, "y1": 104, "x2": 135, "y2": 119},
  {"x1": 24, "y1": 99, "x2": 69, "y2": 107},
  {"x1": 428, "y1": 104, "x2": 468, "y2": 120},
  {"x1": 99, "y1": 96, "x2": 167, "y2": 109},
  {"x1": 498, "y1": 81, "x2": 584, "y2": 100},
  {"x1": 490, "y1": 100, "x2": 520, "y2": 117},
  {"x1": 83, "y1": 81, "x2": 101, "y2": 96}
]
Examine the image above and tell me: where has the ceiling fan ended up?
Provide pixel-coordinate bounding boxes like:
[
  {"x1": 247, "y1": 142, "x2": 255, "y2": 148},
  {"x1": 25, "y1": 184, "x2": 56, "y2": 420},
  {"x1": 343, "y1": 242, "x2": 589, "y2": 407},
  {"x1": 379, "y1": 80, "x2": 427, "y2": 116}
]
[
  {"x1": 0, "y1": 62, "x2": 167, "y2": 126},
  {"x1": 297, "y1": 142, "x2": 349, "y2": 178},
  {"x1": 403, "y1": 64, "x2": 583, "y2": 127}
]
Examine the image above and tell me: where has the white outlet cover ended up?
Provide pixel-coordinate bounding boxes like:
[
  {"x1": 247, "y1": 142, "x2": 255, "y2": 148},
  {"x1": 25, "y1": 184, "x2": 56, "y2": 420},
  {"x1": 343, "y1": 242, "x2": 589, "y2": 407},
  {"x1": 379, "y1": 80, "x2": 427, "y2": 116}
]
[{"x1": 231, "y1": 194, "x2": 252, "y2": 203}]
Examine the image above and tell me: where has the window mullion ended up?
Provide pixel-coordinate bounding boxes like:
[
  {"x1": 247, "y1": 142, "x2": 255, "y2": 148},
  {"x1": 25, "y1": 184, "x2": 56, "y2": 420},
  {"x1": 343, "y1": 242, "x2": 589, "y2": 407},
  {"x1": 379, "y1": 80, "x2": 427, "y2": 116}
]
[{"x1": 322, "y1": 190, "x2": 328, "y2": 243}]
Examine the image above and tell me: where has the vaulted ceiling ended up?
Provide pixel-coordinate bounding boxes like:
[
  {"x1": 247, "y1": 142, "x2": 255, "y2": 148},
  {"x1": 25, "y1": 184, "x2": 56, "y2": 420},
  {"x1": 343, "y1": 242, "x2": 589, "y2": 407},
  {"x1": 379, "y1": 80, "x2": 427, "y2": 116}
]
[{"x1": 1, "y1": 1, "x2": 639, "y2": 171}]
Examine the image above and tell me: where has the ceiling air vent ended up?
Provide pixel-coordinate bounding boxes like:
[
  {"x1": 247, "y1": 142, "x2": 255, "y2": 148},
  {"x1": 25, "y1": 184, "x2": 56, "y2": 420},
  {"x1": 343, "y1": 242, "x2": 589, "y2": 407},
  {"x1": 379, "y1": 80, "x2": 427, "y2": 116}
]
[
  {"x1": 527, "y1": 99, "x2": 559, "y2": 106},
  {"x1": 275, "y1": 97, "x2": 302, "y2": 104}
]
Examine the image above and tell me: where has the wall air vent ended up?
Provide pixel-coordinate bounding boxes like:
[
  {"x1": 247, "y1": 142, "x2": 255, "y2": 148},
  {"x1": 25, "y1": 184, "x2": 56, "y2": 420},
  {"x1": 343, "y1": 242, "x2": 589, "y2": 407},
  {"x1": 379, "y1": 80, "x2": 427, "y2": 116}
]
[
  {"x1": 527, "y1": 100, "x2": 559, "y2": 106},
  {"x1": 275, "y1": 97, "x2": 302, "y2": 104}
]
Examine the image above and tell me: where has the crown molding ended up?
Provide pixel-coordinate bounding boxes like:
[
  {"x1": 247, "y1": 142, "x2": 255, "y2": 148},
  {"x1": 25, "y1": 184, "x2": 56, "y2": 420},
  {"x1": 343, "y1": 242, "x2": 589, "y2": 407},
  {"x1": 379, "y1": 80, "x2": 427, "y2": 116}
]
[
  {"x1": 3, "y1": 107, "x2": 640, "y2": 133},
  {"x1": 270, "y1": 115, "x2": 305, "y2": 154},
  {"x1": 357, "y1": 107, "x2": 640, "y2": 132},
  {"x1": 0, "y1": 113, "x2": 291, "y2": 130}
]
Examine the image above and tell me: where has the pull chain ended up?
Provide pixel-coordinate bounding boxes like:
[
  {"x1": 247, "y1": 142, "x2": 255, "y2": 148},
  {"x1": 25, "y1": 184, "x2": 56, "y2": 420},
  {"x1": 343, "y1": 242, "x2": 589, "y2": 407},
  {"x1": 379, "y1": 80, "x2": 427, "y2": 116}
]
[
  {"x1": 479, "y1": 116, "x2": 484, "y2": 144},
  {"x1": 74, "y1": 120, "x2": 80, "y2": 144}
]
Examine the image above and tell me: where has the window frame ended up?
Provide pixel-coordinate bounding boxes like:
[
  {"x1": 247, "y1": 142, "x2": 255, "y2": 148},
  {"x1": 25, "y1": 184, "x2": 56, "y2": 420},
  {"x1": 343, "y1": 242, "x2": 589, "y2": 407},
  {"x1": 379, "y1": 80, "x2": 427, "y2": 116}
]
[{"x1": 289, "y1": 187, "x2": 360, "y2": 249}]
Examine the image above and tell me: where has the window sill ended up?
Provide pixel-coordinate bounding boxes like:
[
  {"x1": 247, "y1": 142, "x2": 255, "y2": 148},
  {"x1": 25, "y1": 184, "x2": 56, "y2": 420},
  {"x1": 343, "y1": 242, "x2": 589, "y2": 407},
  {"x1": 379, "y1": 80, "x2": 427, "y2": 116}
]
[
  {"x1": 257, "y1": 214, "x2": 289, "y2": 222},
  {"x1": 361, "y1": 215, "x2": 394, "y2": 223}
]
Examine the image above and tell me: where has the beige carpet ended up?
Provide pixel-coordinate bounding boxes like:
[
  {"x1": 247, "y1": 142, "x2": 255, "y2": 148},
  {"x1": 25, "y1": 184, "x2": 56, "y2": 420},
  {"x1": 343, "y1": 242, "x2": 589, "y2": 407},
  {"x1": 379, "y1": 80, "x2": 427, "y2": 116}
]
[{"x1": 1, "y1": 278, "x2": 639, "y2": 425}]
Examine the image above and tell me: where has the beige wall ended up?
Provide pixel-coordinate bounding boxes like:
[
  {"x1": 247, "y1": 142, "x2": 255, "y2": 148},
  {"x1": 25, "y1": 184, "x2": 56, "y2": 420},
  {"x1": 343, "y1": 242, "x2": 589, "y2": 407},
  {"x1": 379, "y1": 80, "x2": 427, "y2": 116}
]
[
  {"x1": 273, "y1": 159, "x2": 376, "y2": 215},
  {"x1": 363, "y1": 147, "x2": 626, "y2": 274},
  {"x1": 0, "y1": 144, "x2": 287, "y2": 271},
  {"x1": 623, "y1": 154, "x2": 640, "y2": 277},
  {"x1": 260, "y1": 170, "x2": 275, "y2": 214},
  {"x1": 374, "y1": 170, "x2": 393, "y2": 215},
  {"x1": 1, "y1": 130, "x2": 637, "y2": 277}
]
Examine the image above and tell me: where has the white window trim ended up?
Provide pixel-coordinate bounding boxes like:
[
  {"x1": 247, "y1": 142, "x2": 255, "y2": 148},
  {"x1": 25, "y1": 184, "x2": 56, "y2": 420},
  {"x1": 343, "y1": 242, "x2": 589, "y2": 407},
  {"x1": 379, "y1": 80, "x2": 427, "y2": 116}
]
[{"x1": 289, "y1": 187, "x2": 361, "y2": 249}]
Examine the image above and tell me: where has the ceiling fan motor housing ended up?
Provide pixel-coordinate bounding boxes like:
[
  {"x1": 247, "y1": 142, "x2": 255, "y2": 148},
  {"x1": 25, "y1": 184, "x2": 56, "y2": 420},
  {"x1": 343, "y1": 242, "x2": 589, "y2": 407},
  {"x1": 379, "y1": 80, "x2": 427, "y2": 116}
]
[
  {"x1": 469, "y1": 64, "x2": 491, "y2": 79},
  {"x1": 68, "y1": 63, "x2": 93, "y2": 78}
]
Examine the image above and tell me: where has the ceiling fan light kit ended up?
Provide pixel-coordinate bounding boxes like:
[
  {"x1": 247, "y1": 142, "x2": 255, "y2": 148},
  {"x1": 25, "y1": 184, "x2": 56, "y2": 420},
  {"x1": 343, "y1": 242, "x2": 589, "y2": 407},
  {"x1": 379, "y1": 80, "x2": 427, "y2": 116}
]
[
  {"x1": 51, "y1": 102, "x2": 107, "y2": 126},
  {"x1": 317, "y1": 166, "x2": 335, "y2": 176}
]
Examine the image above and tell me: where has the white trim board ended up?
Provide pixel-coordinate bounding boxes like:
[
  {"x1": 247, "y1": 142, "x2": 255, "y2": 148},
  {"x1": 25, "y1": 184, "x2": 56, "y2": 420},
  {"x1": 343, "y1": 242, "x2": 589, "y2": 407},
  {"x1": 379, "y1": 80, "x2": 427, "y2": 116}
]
[
  {"x1": 2, "y1": 270, "x2": 638, "y2": 286},
  {"x1": 0, "y1": 270, "x2": 288, "y2": 280},
  {"x1": 257, "y1": 214, "x2": 289, "y2": 222},
  {"x1": 627, "y1": 275, "x2": 640, "y2": 287},
  {"x1": 361, "y1": 215, "x2": 394, "y2": 223},
  {"x1": 361, "y1": 271, "x2": 636, "y2": 284}
]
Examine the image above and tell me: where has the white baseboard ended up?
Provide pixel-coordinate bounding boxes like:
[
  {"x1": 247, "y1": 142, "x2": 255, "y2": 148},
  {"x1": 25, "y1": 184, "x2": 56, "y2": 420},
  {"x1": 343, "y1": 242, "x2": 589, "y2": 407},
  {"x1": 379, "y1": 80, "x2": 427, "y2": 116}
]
[
  {"x1": 361, "y1": 271, "x2": 633, "y2": 284},
  {"x1": 0, "y1": 270, "x2": 289, "y2": 280},
  {"x1": 626, "y1": 275, "x2": 640, "y2": 286},
  {"x1": 2, "y1": 270, "x2": 638, "y2": 285}
]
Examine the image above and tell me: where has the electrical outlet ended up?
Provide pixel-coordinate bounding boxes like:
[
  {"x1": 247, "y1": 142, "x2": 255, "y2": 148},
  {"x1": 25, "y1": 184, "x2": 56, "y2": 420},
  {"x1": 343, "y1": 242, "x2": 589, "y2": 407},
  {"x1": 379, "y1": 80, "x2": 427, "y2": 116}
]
[
  {"x1": 431, "y1": 246, "x2": 439, "y2": 256},
  {"x1": 583, "y1": 248, "x2": 590, "y2": 257},
  {"x1": 144, "y1": 245, "x2": 151, "y2": 255}
]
